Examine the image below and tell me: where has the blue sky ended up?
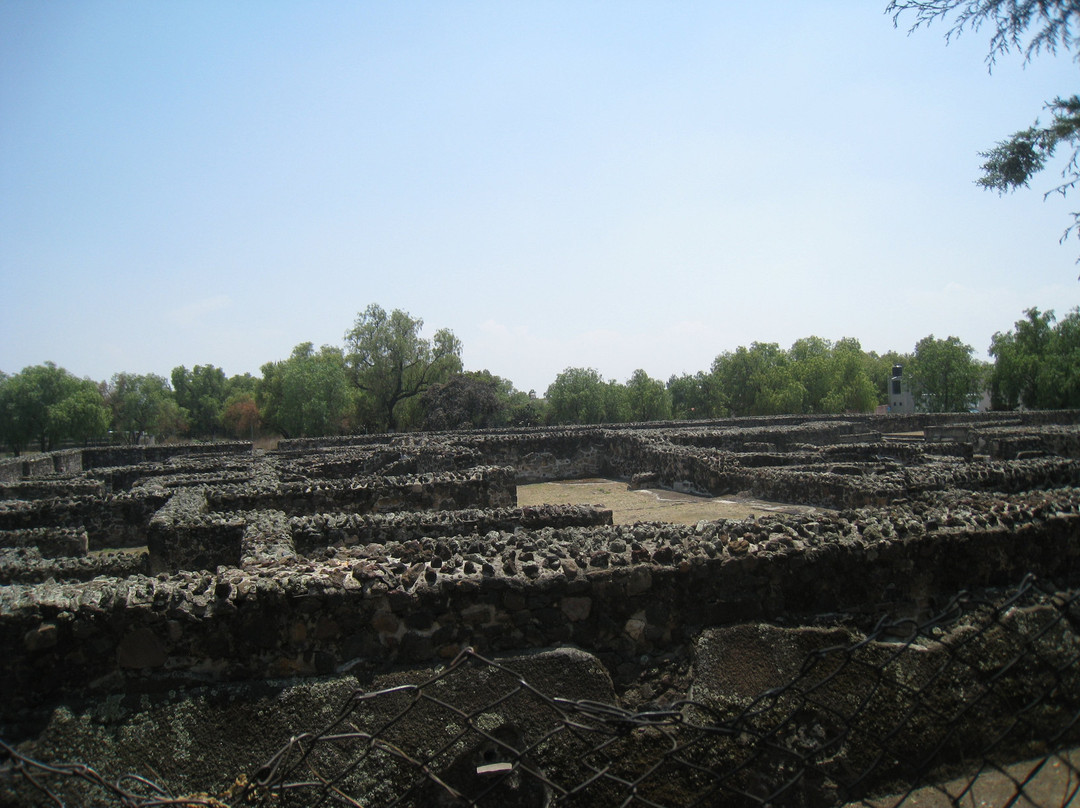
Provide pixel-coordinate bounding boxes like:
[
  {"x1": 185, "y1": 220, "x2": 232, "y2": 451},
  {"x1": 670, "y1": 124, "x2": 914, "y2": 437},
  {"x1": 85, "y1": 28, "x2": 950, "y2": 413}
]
[{"x1": 2, "y1": 2, "x2": 1077, "y2": 394}]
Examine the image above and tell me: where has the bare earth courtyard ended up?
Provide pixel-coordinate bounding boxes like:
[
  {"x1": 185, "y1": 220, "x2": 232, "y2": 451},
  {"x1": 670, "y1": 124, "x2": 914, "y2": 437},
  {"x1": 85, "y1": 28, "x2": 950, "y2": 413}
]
[{"x1": 517, "y1": 477, "x2": 830, "y2": 525}]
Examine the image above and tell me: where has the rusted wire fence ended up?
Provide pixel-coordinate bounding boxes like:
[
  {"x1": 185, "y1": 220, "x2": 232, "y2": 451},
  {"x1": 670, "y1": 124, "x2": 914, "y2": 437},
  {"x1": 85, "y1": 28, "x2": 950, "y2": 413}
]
[{"x1": 3, "y1": 574, "x2": 1079, "y2": 807}]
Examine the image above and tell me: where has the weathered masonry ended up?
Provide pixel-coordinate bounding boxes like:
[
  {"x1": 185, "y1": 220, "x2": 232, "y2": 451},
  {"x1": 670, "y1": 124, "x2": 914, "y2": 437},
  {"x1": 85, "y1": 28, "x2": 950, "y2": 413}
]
[{"x1": 1, "y1": 411, "x2": 1079, "y2": 805}]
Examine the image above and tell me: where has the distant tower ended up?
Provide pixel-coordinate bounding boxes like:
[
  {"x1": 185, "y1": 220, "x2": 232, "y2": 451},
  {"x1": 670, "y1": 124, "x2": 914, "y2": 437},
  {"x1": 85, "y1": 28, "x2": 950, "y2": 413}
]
[{"x1": 889, "y1": 364, "x2": 914, "y2": 413}]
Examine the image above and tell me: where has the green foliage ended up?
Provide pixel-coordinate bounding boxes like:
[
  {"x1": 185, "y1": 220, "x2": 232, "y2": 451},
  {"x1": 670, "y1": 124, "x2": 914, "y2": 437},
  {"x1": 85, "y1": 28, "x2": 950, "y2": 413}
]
[
  {"x1": 542, "y1": 368, "x2": 673, "y2": 426},
  {"x1": 26, "y1": 300, "x2": 1080, "y2": 441},
  {"x1": 667, "y1": 372, "x2": 723, "y2": 420},
  {"x1": 104, "y1": 372, "x2": 181, "y2": 444},
  {"x1": 544, "y1": 367, "x2": 609, "y2": 425},
  {"x1": 990, "y1": 306, "x2": 1080, "y2": 409},
  {"x1": 866, "y1": 350, "x2": 913, "y2": 406},
  {"x1": 344, "y1": 304, "x2": 463, "y2": 432},
  {"x1": 706, "y1": 338, "x2": 880, "y2": 418},
  {"x1": 257, "y1": 343, "x2": 352, "y2": 438},
  {"x1": 225, "y1": 373, "x2": 258, "y2": 398},
  {"x1": 421, "y1": 372, "x2": 503, "y2": 431},
  {"x1": 909, "y1": 335, "x2": 986, "y2": 412},
  {"x1": 977, "y1": 96, "x2": 1080, "y2": 241},
  {"x1": 819, "y1": 338, "x2": 879, "y2": 413},
  {"x1": 505, "y1": 389, "x2": 546, "y2": 427},
  {"x1": 48, "y1": 385, "x2": 111, "y2": 446},
  {"x1": 221, "y1": 393, "x2": 261, "y2": 439},
  {"x1": 220, "y1": 373, "x2": 261, "y2": 439},
  {"x1": 0, "y1": 371, "x2": 36, "y2": 455},
  {"x1": 16, "y1": 363, "x2": 82, "y2": 451},
  {"x1": 0, "y1": 373, "x2": 14, "y2": 454},
  {"x1": 711, "y1": 343, "x2": 802, "y2": 416},
  {"x1": 0, "y1": 363, "x2": 110, "y2": 453},
  {"x1": 602, "y1": 380, "x2": 629, "y2": 424},
  {"x1": 171, "y1": 364, "x2": 227, "y2": 439},
  {"x1": 625, "y1": 369, "x2": 672, "y2": 422}
]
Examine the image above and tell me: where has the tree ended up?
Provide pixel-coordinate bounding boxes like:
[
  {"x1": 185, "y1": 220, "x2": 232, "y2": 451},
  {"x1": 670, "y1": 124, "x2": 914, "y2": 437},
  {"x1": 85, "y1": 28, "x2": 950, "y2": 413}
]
[
  {"x1": 989, "y1": 306, "x2": 1080, "y2": 408},
  {"x1": 867, "y1": 349, "x2": 914, "y2": 406},
  {"x1": 17, "y1": 363, "x2": 81, "y2": 451},
  {"x1": 667, "y1": 372, "x2": 722, "y2": 420},
  {"x1": 889, "y1": 1, "x2": 1080, "y2": 251},
  {"x1": 344, "y1": 305, "x2": 463, "y2": 432},
  {"x1": 909, "y1": 335, "x2": 986, "y2": 412},
  {"x1": 221, "y1": 393, "x2": 261, "y2": 439},
  {"x1": 989, "y1": 307, "x2": 1055, "y2": 408},
  {"x1": 258, "y1": 343, "x2": 352, "y2": 438},
  {"x1": 0, "y1": 363, "x2": 111, "y2": 453},
  {"x1": 505, "y1": 388, "x2": 546, "y2": 427},
  {"x1": 224, "y1": 372, "x2": 258, "y2": 399},
  {"x1": 0, "y1": 373, "x2": 19, "y2": 455},
  {"x1": 1050, "y1": 307, "x2": 1080, "y2": 405},
  {"x1": 421, "y1": 372, "x2": 503, "y2": 431},
  {"x1": 712, "y1": 343, "x2": 805, "y2": 416},
  {"x1": 171, "y1": 364, "x2": 227, "y2": 439},
  {"x1": 820, "y1": 338, "x2": 879, "y2": 413},
  {"x1": 104, "y1": 373, "x2": 179, "y2": 444},
  {"x1": 788, "y1": 336, "x2": 834, "y2": 412},
  {"x1": 48, "y1": 384, "x2": 111, "y2": 446},
  {"x1": 545, "y1": 367, "x2": 608, "y2": 425},
  {"x1": 706, "y1": 339, "x2": 882, "y2": 417},
  {"x1": 625, "y1": 369, "x2": 672, "y2": 422}
]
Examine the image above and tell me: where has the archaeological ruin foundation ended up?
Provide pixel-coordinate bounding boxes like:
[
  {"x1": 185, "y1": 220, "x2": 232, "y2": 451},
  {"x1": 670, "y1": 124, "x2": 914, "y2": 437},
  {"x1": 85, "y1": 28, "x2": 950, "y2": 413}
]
[{"x1": 1, "y1": 411, "x2": 1079, "y2": 806}]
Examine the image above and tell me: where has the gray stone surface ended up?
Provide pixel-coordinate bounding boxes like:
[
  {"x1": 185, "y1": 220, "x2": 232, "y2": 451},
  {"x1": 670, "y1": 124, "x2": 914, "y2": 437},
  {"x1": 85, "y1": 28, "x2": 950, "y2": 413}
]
[{"x1": 5, "y1": 646, "x2": 614, "y2": 805}]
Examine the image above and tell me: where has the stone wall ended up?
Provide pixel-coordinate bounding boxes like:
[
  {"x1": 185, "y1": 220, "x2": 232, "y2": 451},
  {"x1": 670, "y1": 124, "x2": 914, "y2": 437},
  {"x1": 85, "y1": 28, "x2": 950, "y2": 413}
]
[
  {"x1": 207, "y1": 466, "x2": 517, "y2": 515},
  {"x1": 973, "y1": 424, "x2": 1080, "y2": 459},
  {"x1": 2, "y1": 485, "x2": 1077, "y2": 721},
  {"x1": 288, "y1": 503, "x2": 613, "y2": 555},
  {"x1": 0, "y1": 527, "x2": 88, "y2": 558},
  {"x1": 147, "y1": 487, "x2": 245, "y2": 575},
  {"x1": 0, "y1": 479, "x2": 105, "y2": 501},
  {"x1": 80, "y1": 442, "x2": 251, "y2": 470},
  {"x1": 0, "y1": 490, "x2": 169, "y2": 550},
  {"x1": 0, "y1": 450, "x2": 83, "y2": 484},
  {"x1": 4, "y1": 413, "x2": 1080, "y2": 789}
]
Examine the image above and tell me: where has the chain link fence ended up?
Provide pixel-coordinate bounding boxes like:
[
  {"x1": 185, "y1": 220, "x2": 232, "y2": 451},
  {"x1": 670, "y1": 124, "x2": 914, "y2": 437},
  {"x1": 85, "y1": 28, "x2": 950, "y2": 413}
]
[{"x1": 3, "y1": 574, "x2": 1079, "y2": 807}]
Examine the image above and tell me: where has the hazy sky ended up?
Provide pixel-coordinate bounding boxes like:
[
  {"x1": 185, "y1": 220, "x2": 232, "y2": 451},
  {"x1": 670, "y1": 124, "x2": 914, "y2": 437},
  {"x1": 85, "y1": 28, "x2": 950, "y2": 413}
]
[{"x1": 2, "y1": 2, "x2": 1078, "y2": 394}]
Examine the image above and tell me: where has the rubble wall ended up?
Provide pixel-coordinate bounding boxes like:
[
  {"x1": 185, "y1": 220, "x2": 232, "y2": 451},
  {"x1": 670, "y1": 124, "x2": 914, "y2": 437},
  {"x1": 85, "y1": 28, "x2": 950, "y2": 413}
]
[
  {"x1": 3, "y1": 488, "x2": 1077, "y2": 719},
  {"x1": 206, "y1": 466, "x2": 517, "y2": 515}
]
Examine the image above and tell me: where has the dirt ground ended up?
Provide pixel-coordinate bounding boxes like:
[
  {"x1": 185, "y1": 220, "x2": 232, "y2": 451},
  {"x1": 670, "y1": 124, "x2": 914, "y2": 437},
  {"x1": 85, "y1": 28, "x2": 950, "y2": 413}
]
[
  {"x1": 517, "y1": 477, "x2": 829, "y2": 525},
  {"x1": 854, "y1": 748, "x2": 1080, "y2": 808}
]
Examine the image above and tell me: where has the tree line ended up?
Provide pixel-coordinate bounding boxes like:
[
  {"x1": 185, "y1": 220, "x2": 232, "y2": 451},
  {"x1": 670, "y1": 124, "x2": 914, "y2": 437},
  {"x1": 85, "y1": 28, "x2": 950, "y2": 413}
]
[{"x1": 2, "y1": 304, "x2": 1078, "y2": 454}]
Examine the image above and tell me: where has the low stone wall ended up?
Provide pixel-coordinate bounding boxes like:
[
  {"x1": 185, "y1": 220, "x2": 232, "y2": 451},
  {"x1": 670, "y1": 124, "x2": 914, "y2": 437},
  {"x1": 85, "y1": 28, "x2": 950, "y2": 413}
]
[
  {"x1": 277, "y1": 444, "x2": 483, "y2": 481},
  {"x1": 0, "y1": 527, "x2": 88, "y2": 558},
  {"x1": 2, "y1": 486, "x2": 1076, "y2": 720},
  {"x1": 0, "y1": 459, "x2": 17, "y2": 485},
  {"x1": 0, "y1": 548, "x2": 146, "y2": 586},
  {"x1": 0, "y1": 490, "x2": 169, "y2": 550},
  {"x1": 5, "y1": 414, "x2": 1080, "y2": 800},
  {"x1": 0, "y1": 450, "x2": 83, "y2": 484},
  {"x1": 665, "y1": 421, "x2": 876, "y2": 450},
  {"x1": 81, "y1": 443, "x2": 251, "y2": 470},
  {"x1": 0, "y1": 445, "x2": 250, "y2": 485},
  {"x1": 462, "y1": 432, "x2": 610, "y2": 483},
  {"x1": 147, "y1": 487, "x2": 245, "y2": 575},
  {"x1": 0, "y1": 479, "x2": 105, "y2": 501},
  {"x1": 207, "y1": 466, "x2": 517, "y2": 516},
  {"x1": 974, "y1": 424, "x2": 1080, "y2": 459},
  {"x1": 289, "y1": 504, "x2": 613, "y2": 555}
]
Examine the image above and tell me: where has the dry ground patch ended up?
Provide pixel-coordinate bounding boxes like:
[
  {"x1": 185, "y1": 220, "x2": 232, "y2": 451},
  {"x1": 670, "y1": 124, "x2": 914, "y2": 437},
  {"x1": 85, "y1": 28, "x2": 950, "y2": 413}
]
[{"x1": 517, "y1": 478, "x2": 829, "y2": 525}]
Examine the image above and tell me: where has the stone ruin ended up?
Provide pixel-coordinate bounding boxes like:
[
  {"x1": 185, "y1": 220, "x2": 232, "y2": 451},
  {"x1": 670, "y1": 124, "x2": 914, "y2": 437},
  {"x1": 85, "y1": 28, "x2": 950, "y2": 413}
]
[{"x1": 1, "y1": 411, "x2": 1079, "y2": 805}]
